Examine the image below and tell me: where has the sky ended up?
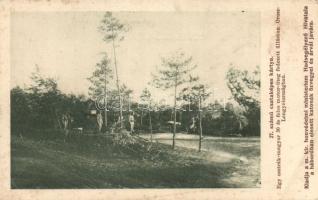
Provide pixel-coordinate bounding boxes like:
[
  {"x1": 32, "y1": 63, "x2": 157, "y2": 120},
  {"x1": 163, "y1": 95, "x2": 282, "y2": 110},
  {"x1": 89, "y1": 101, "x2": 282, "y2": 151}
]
[{"x1": 11, "y1": 11, "x2": 260, "y2": 105}]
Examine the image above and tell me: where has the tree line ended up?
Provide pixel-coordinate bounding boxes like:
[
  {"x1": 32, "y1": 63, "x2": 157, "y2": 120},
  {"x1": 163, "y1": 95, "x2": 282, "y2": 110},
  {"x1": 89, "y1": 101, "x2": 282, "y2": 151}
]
[
  {"x1": 11, "y1": 12, "x2": 260, "y2": 141},
  {"x1": 11, "y1": 64, "x2": 260, "y2": 138}
]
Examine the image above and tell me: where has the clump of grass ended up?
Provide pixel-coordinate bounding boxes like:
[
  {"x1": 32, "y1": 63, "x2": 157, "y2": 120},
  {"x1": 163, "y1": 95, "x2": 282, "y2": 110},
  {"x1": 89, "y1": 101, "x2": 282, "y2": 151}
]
[{"x1": 110, "y1": 130, "x2": 167, "y2": 161}]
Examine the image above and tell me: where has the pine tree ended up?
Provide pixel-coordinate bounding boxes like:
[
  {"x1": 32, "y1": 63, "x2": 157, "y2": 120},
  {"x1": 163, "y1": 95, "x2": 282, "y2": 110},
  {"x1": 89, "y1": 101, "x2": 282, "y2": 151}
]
[
  {"x1": 99, "y1": 12, "x2": 129, "y2": 129},
  {"x1": 88, "y1": 53, "x2": 113, "y2": 128},
  {"x1": 179, "y1": 82, "x2": 210, "y2": 151},
  {"x1": 151, "y1": 51, "x2": 196, "y2": 149},
  {"x1": 226, "y1": 66, "x2": 260, "y2": 136},
  {"x1": 140, "y1": 88, "x2": 153, "y2": 141}
]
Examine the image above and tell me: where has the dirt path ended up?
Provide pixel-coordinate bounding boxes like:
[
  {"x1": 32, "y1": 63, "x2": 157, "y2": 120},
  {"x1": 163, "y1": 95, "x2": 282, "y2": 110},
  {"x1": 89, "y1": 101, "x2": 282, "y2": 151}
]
[{"x1": 140, "y1": 133, "x2": 261, "y2": 188}]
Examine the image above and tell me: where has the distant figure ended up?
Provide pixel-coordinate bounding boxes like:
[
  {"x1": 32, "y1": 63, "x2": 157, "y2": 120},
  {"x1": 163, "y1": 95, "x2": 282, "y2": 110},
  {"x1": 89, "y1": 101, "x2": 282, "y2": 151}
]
[
  {"x1": 129, "y1": 112, "x2": 135, "y2": 134},
  {"x1": 189, "y1": 116, "x2": 197, "y2": 134},
  {"x1": 96, "y1": 112, "x2": 103, "y2": 133},
  {"x1": 61, "y1": 113, "x2": 72, "y2": 142}
]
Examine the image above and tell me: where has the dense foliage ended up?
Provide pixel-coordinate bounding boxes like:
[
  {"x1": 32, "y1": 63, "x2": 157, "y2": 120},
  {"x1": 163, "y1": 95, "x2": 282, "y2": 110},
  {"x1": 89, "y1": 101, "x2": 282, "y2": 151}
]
[
  {"x1": 11, "y1": 64, "x2": 260, "y2": 138},
  {"x1": 226, "y1": 66, "x2": 260, "y2": 136}
]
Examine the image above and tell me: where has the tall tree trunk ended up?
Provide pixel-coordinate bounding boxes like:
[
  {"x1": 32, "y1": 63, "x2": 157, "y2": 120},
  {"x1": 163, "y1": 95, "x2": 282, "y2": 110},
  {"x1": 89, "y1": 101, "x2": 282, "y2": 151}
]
[
  {"x1": 128, "y1": 94, "x2": 131, "y2": 111},
  {"x1": 55, "y1": 111, "x2": 62, "y2": 130},
  {"x1": 104, "y1": 109, "x2": 107, "y2": 131},
  {"x1": 158, "y1": 111, "x2": 161, "y2": 131},
  {"x1": 180, "y1": 110, "x2": 183, "y2": 131},
  {"x1": 141, "y1": 110, "x2": 143, "y2": 128},
  {"x1": 187, "y1": 109, "x2": 190, "y2": 134},
  {"x1": 198, "y1": 95, "x2": 203, "y2": 152},
  {"x1": 173, "y1": 75, "x2": 177, "y2": 149},
  {"x1": 104, "y1": 68, "x2": 108, "y2": 129},
  {"x1": 111, "y1": 36, "x2": 123, "y2": 129},
  {"x1": 149, "y1": 111, "x2": 153, "y2": 142}
]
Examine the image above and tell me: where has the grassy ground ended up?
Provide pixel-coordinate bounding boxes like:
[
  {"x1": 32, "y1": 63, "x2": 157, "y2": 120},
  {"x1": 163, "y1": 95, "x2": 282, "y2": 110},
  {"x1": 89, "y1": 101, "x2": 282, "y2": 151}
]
[{"x1": 11, "y1": 132, "x2": 260, "y2": 188}]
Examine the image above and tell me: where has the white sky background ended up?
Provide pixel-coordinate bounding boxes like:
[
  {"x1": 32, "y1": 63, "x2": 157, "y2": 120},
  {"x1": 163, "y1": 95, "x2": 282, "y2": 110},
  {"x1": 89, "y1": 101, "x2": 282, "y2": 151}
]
[{"x1": 11, "y1": 11, "x2": 260, "y2": 105}]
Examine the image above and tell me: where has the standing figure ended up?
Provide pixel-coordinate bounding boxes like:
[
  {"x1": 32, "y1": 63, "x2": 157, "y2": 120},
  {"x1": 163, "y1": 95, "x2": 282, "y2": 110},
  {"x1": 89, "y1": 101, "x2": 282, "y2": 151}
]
[
  {"x1": 61, "y1": 113, "x2": 72, "y2": 142},
  {"x1": 96, "y1": 112, "x2": 103, "y2": 133},
  {"x1": 129, "y1": 111, "x2": 135, "y2": 134}
]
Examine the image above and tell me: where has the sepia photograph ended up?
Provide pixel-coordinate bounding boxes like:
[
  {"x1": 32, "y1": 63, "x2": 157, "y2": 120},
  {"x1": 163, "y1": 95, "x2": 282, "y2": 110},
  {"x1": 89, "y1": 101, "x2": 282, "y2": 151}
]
[{"x1": 10, "y1": 11, "x2": 260, "y2": 189}]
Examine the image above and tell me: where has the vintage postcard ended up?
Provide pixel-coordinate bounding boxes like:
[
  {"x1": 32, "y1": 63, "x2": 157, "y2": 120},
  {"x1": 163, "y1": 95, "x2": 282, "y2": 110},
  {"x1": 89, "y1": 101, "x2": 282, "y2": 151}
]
[{"x1": 0, "y1": 0, "x2": 317, "y2": 199}]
